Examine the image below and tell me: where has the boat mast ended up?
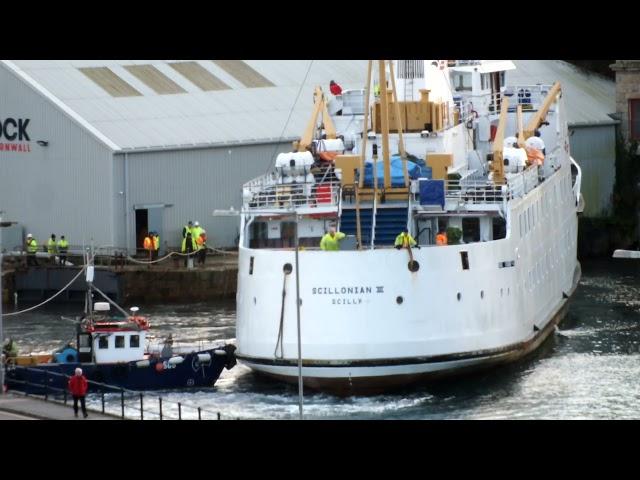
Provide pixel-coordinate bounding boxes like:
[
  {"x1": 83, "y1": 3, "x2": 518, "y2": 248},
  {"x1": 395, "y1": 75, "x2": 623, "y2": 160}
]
[
  {"x1": 491, "y1": 97, "x2": 509, "y2": 185},
  {"x1": 387, "y1": 60, "x2": 409, "y2": 187},
  {"x1": 298, "y1": 86, "x2": 337, "y2": 152},
  {"x1": 378, "y1": 60, "x2": 392, "y2": 189},
  {"x1": 524, "y1": 82, "x2": 561, "y2": 139}
]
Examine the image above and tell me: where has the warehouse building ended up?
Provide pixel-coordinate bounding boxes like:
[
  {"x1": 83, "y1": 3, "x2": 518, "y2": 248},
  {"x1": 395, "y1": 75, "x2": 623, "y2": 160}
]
[
  {"x1": 0, "y1": 60, "x2": 365, "y2": 252},
  {"x1": 0, "y1": 60, "x2": 615, "y2": 253}
]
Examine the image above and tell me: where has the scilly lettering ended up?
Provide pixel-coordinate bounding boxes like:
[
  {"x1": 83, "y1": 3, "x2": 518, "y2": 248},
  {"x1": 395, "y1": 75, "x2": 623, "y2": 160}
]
[{"x1": 312, "y1": 285, "x2": 383, "y2": 307}]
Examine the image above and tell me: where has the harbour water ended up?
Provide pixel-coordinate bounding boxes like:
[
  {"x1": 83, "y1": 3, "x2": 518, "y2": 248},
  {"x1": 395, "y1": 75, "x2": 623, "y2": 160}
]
[{"x1": 4, "y1": 258, "x2": 640, "y2": 419}]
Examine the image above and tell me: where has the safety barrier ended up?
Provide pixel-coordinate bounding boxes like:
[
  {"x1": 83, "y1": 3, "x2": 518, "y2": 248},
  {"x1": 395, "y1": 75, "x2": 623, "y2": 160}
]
[{"x1": 4, "y1": 365, "x2": 231, "y2": 420}]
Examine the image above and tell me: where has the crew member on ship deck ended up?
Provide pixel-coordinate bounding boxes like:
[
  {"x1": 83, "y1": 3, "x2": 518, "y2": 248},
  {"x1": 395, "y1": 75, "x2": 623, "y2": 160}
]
[
  {"x1": 320, "y1": 227, "x2": 346, "y2": 251},
  {"x1": 436, "y1": 228, "x2": 448, "y2": 246},
  {"x1": 395, "y1": 228, "x2": 417, "y2": 249}
]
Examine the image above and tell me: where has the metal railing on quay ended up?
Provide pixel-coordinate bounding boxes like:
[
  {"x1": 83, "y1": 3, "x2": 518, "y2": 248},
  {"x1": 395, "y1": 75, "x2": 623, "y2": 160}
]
[{"x1": 4, "y1": 365, "x2": 231, "y2": 420}]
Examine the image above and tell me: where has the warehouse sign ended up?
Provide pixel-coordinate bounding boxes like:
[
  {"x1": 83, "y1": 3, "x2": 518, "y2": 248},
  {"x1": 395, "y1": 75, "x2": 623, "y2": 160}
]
[{"x1": 0, "y1": 117, "x2": 31, "y2": 152}]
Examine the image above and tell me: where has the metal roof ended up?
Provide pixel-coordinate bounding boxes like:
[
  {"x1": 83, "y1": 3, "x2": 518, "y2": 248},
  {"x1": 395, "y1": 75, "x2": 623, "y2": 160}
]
[
  {"x1": 509, "y1": 60, "x2": 616, "y2": 127},
  {"x1": 2, "y1": 60, "x2": 615, "y2": 152}
]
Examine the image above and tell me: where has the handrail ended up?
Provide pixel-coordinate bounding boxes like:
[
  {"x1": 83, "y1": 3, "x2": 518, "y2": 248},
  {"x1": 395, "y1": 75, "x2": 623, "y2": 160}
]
[
  {"x1": 4, "y1": 365, "x2": 230, "y2": 420},
  {"x1": 370, "y1": 191, "x2": 378, "y2": 249}
]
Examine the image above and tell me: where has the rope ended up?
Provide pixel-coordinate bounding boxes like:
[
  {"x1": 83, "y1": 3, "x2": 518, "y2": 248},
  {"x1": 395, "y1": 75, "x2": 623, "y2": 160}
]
[
  {"x1": 2, "y1": 264, "x2": 88, "y2": 317},
  {"x1": 125, "y1": 246, "x2": 237, "y2": 265},
  {"x1": 263, "y1": 60, "x2": 315, "y2": 176}
]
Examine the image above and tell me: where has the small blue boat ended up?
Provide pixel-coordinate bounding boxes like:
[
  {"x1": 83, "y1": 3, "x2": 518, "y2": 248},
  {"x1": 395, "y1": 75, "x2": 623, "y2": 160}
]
[{"x1": 5, "y1": 274, "x2": 236, "y2": 394}]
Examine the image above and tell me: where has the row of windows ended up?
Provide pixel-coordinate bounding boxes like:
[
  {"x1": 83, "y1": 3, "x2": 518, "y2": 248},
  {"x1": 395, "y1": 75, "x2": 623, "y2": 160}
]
[
  {"x1": 518, "y1": 173, "x2": 573, "y2": 239},
  {"x1": 97, "y1": 335, "x2": 140, "y2": 350}
]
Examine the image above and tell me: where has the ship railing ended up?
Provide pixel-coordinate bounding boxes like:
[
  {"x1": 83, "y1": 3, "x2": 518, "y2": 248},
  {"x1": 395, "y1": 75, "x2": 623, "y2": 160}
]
[
  {"x1": 243, "y1": 175, "x2": 342, "y2": 211},
  {"x1": 503, "y1": 84, "x2": 557, "y2": 113},
  {"x1": 445, "y1": 179, "x2": 506, "y2": 204},
  {"x1": 4, "y1": 365, "x2": 233, "y2": 420},
  {"x1": 444, "y1": 166, "x2": 541, "y2": 205}
]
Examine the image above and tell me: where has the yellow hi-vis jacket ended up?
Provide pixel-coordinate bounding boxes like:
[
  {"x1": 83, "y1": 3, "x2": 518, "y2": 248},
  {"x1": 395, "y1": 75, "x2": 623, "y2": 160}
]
[
  {"x1": 57, "y1": 239, "x2": 69, "y2": 252},
  {"x1": 26, "y1": 238, "x2": 38, "y2": 253},
  {"x1": 394, "y1": 232, "x2": 416, "y2": 248},
  {"x1": 191, "y1": 227, "x2": 203, "y2": 250},
  {"x1": 181, "y1": 235, "x2": 196, "y2": 253},
  {"x1": 47, "y1": 238, "x2": 58, "y2": 254},
  {"x1": 320, "y1": 231, "x2": 346, "y2": 251},
  {"x1": 153, "y1": 235, "x2": 159, "y2": 251}
]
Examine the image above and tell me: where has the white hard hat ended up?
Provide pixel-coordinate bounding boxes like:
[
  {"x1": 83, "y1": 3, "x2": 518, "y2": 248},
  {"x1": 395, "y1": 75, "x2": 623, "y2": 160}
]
[
  {"x1": 525, "y1": 136, "x2": 545, "y2": 150},
  {"x1": 26, "y1": 233, "x2": 33, "y2": 238},
  {"x1": 75, "y1": 368, "x2": 83, "y2": 375},
  {"x1": 194, "y1": 221, "x2": 200, "y2": 226}
]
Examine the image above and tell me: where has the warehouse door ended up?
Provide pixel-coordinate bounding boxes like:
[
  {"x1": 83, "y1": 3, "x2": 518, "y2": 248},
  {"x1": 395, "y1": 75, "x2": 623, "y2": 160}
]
[{"x1": 134, "y1": 204, "x2": 165, "y2": 255}]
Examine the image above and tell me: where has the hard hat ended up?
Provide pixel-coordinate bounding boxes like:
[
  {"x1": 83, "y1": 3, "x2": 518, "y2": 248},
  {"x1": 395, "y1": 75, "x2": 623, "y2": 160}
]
[
  {"x1": 75, "y1": 368, "x2": 83, "y2": 375},
  {"x1": 194, "y1": 221, "x2": 200, "y2": 226},
  {"x1": 26, "y1": 233, "x2": 33, "y2": 238}
]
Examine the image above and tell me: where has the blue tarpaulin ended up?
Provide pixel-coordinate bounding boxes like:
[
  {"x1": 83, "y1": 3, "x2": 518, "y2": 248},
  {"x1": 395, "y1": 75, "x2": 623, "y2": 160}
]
[
  {"x1": 419, "y1": 179, "x2": 445, "y2": 208},
  {"x1": 362, "y1": 155, "x2": 431, "y2": 188}
]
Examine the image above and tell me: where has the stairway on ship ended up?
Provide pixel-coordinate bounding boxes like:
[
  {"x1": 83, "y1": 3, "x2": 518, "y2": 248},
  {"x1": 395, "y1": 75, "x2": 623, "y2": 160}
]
[{"x1": 340, "y1": 205, "x2": 408, "y2": 247}]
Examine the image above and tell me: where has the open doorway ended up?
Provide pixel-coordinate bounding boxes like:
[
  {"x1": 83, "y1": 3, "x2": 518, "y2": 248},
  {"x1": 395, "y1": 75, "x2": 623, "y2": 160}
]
[
  {"x1": 135, "y1": 209, "x2": 148, "y2": 254},
  {"x1": 134, "y1": 205, "x2": 164, "y2": 255}
]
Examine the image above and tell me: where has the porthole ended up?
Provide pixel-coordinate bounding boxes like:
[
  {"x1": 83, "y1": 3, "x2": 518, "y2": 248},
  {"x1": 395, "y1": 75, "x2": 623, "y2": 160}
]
[
  {"x1": 408, "y1": 260, "x2": 420, "y2": 272},
  {"x1": 396, "y1": 296, "x2": 404, "y2": 305},
  {"x1": 283, "y1": 263, "x2": 293, "y2": 274}
]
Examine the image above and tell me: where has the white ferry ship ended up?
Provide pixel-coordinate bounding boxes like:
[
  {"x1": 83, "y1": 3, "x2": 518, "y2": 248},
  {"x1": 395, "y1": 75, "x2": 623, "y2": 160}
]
[{"x1": 233, "y1": 60, "x2": 583, "y2": 395}]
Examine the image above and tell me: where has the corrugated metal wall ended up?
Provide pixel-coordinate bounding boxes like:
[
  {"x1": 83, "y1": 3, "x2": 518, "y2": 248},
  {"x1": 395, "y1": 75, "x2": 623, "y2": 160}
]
[
  {"x1": 120, "y1": 142, "x2": 291, "y2": 250},
  {"x1": 569, "y1": 125, "x2": 616, "y2": 217},
  {"x1": 0, "y1": 64, "x2": 116, "y2": 250}
]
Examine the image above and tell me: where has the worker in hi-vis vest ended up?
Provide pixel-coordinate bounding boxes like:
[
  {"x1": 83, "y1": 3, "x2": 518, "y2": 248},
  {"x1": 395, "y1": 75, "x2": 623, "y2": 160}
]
[
  {"x1": 152, "y1": 232, "x2": 160, "y2": 260},
  {"x1": 57, "y1": 235, "x2": 69, "y2": 266},
  {"x1": 143, "y1": 233, "x2": 153, "y2": 265},
  {"x1": 436, "y1": 228, "x2": 448, "y2": 246},
  {"x1": 320, "y1": 227, "x2": 346, "y2": 251},
  {"x1": 395, "y1": 228, "x2": 418, "y2": 250},
  {"x1": 26, "y1": 234, "x2": 39, "y2": 266}
]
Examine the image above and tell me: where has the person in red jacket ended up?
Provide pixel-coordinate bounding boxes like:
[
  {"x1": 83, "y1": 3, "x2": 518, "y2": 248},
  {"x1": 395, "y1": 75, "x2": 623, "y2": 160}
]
[
  {"x1": 329, "y1": 80, "x2": 342, "y2": 96},
  {"x1": 68, "y1": 367, "x2": 89, "y2": 418}
]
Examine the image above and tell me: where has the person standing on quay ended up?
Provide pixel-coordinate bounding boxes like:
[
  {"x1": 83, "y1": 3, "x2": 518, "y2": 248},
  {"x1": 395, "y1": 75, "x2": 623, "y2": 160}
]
[{"x1": 68, "y1": 367, "x2": 89, "y2": 418}]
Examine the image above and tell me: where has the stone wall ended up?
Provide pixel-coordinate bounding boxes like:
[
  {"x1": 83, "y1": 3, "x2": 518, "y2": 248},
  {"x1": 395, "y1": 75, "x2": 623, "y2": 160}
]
[
  {"x1": 119, "y1": 266, "x2": 238, "y2": 303},
  {"x1": 612, "y1": 60, "x2": 640, "y2": 142}
]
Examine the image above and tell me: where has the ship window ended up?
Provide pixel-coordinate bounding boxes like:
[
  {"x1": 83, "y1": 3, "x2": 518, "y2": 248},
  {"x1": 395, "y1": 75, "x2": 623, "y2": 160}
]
[
  {"x1": 130, "y1": 335, "x2": 140, "y2": 348},
  {"x1": 460, "y1": 251, "x2": 470, "y2": 270},
  {"x1": 452, "y1": 72, "x2": 472, "y2": 92},
  {"x1": 493, "y1": 216, "x2": 506, "y2": 240},
  {"x1": 481, "y1": 73, "x2": 490, "y2": 90},
  {"x1": 462, "y1": 218, "x2": 480, "y2": 243},
  {"x1": 98, "y1": 336, "x2": 109, "y2": 349},
  {"x1": 115, "y1": 336, "x2": 125, "y2": 349},
  {"x1": 281, "y1": 221, "x2": 296, "y2": 248}
]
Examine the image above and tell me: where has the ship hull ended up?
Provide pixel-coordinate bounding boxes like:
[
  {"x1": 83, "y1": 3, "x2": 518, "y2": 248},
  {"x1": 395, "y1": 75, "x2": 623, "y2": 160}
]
[{"x1": 239, "y1": 263, "x2": 580, "y2": 395}]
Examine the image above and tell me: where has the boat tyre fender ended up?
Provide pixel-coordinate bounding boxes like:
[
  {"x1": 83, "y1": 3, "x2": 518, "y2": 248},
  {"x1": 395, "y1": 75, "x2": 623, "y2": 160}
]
[{"x1": 223, "y1": 344, "x2": 237, "y2": 370}]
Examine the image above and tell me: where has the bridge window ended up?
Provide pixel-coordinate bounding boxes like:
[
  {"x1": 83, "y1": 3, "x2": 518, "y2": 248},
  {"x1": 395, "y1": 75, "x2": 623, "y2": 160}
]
[
  {"x1": 493, "y1": 216, "x2": 506, "y2": 240},
  {"x1": 98, "y1": 336, "x2": 109, "y2": 349},
  {"x1": 130, "y1": 335, "x2": 140, "y2": 348},
  {"x1": 462, "y1": 218, "x2": 480, "y2": 243},
  {"x1": 452, "y1": 72, "x2": 472, "y2": 92},
  {"x1": 115, "y1": 336, "x2": 125, "y2": 349}
]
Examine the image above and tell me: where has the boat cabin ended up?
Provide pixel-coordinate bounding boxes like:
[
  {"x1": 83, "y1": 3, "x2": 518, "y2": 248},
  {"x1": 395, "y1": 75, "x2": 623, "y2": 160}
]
[{"x1": 76, "y1": 303, "x2": 149, "y2": 364}]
